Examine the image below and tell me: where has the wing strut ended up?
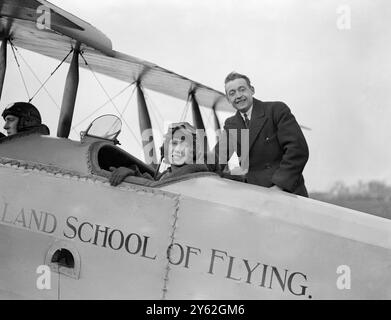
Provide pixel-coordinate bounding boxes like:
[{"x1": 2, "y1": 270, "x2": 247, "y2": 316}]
[
  {"x1": 57, "y1": 43, "x2": 80, "y2": 138},
  {"x1": 212, "y1": 103, "x2": 221, "y2": 130},
  {"x1": 137, "y1": 82, "x2": 157, "y2": 165},
  {"x1": 190, "y1": 91, "x2": 205, "y2": 130},
  {"x1": 0, "y1": 38, "x2": 6, "y2": 100}
]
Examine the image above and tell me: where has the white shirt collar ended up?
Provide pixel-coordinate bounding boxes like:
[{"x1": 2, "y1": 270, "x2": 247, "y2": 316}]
[{"x1": 239, "y1": 104, "x2": 253, "y2": 121}]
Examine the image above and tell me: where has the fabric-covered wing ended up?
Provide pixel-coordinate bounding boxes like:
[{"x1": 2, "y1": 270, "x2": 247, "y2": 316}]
[{"x1": 0, "y1": 0, "x2": 231, "y2": 112}]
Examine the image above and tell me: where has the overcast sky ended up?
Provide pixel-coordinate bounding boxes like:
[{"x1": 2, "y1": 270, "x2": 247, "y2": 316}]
[{"x1": 2, "y1": 0, "x2": 391, "y2": 192}]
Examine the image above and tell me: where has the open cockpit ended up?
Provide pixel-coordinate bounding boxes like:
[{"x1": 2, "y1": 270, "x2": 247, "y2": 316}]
[{"x1": 0, "y1": 125, "x2": 215, "y2": 188}]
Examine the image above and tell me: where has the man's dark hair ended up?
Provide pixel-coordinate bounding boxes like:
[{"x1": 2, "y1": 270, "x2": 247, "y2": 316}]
[{"x1": 224, "y1": 72, "x2": 252, "y2": 88}]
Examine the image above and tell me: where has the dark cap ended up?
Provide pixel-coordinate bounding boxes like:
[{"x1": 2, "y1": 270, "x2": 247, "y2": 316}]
[{"x1": 2, "y1": 102, "x2": 42, "y2": 132}]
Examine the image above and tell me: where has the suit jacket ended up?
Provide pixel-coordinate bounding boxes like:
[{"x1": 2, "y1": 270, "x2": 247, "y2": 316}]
[{"x1": 216, "y1": 98, "x2": 309, "y2": 197}]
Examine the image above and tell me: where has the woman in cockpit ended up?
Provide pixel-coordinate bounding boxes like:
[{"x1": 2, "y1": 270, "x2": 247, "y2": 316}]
[{"x1": 109, "y1": 122, "x2": 209, "y2": 186}]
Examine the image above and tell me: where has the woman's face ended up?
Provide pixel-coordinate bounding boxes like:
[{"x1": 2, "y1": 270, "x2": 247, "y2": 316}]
[{"x1": 167, "y1": 130, "x2": 193, "y2": 166}]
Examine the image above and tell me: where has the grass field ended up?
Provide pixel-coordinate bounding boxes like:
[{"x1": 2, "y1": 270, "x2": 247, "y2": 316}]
[{"x1": 310, "y1": 193, "x2": 391, "y2": 220}]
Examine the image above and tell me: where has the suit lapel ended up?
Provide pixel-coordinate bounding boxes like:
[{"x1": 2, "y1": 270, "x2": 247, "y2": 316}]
[
  {"x1": 248, "y1": 99, "x2": 267, "y2": 151},
  {"x1": 233, "y1": 111, "x2": 246, "y2": 129}
]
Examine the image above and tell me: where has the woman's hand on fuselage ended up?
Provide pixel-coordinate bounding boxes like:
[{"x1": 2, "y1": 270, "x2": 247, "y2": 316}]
[{"x1": 109, "y1": 166, "x2": 136, "y2": 186}]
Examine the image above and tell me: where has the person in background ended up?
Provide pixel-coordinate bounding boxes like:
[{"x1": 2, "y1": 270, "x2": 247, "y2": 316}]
[{"x1": 2, "y1": 102, "x2": 50, "y2": 136}]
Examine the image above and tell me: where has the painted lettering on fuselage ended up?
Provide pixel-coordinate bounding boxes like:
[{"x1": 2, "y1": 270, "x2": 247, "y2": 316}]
[
  {"x1": 0, "y1": 199, "x2": 311, "y2": 298},
  {"x1": 63, "y1": 216, "x2": 157, "y2": 260},
  {"x1": 1, "y1": 202, "x2": 57, "y2": 234}
]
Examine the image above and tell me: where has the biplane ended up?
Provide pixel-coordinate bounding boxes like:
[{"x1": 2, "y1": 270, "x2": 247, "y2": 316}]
[{"x1": 0, "y1": 0, "x2": 390, "y2": 300}]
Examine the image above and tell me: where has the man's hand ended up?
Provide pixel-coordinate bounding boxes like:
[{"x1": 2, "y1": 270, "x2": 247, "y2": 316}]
[
  {"x1": 109, "y1": 166, "x2": 136, "y2": 186},
  {"x1": 270, "y1": 185, "x2": 284, "y2": 192}
]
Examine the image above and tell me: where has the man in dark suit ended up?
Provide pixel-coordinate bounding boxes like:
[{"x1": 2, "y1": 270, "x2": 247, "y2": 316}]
[{"x1": 215, "y1": 72, "x2": 309, "y2": 197}]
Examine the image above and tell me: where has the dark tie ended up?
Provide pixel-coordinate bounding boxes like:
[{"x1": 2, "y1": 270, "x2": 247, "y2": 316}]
[{"x1": 243, "y1": 113, "x2": 250, "y2": 128}]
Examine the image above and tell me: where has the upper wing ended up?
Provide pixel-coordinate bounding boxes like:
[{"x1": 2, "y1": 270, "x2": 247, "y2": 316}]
[{"x1": 0, "y1": 0, "x2": 231, "y2": 112}]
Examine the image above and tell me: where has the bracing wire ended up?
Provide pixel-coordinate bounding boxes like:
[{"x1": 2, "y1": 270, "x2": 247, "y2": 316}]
[
  {"x1": 10, "y1": 42, "x2": 61, "y2": 110},
  {"x1": 8, "y1": 41, "x2": 78, "y2": 136},
  {"x1": 28, "y1": 48, "x2": 74, "y2": 102},
  {"x1": 179, "y1": 94, "x2": 191, "y2": 122},
  {"x1": 138, "y1": 85, "x2": 164, "y2": 134},
  {"x1": 120, "y1": 84, "x2": 137, "y2": 118},
  {"x1": 79, "y1": 51, "x2": 142, "y2": 148},
  {"x1": 141, "y1": 87, "x2": 165, "y2": 122},
  {"x1": 144, "y1": 97, "x2": 163, "y2": 135},
  {"x1": 71, "y1": 81, "x2": 135, "y2": 130},
  {"x1": 9, "y1": 41, "x2": 31, "y2": 101}
]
